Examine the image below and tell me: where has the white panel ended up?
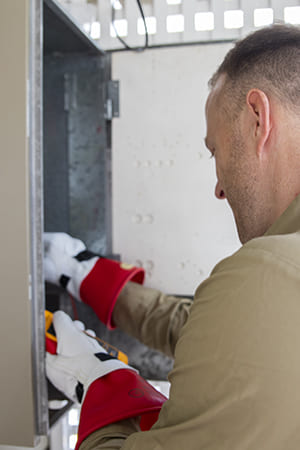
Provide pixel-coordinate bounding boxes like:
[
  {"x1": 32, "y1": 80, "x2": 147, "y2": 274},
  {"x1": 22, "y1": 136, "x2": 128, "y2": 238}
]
[
  {"x1": 98, "y1": 0, "x2": 112, "y2": 49},
  {"x1": 153, "y1": 0, "x2": 176, "y2": 45},
  {"x1": 126, "y1": 0, "x2": 142, "y2": 47},
  {"x1": 57, "y1": 0, "x2": 300, "y2": 49},
  {"x1": 112, "y1": 44, "x2": 241, "y2": 295}
]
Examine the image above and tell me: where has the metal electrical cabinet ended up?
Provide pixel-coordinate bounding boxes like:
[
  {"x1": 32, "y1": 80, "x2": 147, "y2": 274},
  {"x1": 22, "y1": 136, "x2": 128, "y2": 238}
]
[
  {"x1": 43, "y1": 0, "x2": 116, "y2": 251},
  {"x1": 0, "y1": 0, "x2": 114, "y2": 446}
]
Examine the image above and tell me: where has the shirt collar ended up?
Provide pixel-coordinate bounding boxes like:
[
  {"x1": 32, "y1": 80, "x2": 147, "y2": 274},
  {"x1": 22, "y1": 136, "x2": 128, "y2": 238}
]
[{"x1": 264, "y1": 194, "x2": 300, "y2": 237}]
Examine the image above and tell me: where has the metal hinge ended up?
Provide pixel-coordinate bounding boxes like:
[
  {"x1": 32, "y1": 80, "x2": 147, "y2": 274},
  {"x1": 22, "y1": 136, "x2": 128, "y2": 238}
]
[{"x1": 104, "y1": 80, "x2": 120, "y2": 120}]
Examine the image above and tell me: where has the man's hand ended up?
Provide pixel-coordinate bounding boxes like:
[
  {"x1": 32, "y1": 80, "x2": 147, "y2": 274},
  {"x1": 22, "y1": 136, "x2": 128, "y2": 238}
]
[
  {"x1": 43, "y1": 232, "x2": 145, "y2": 328},
  {"x1": 43, "y1": 232, "x2": 86, "y2": 287},
  {"x1": 46, "y1": 311, "x2": 130, "y2": 403}
]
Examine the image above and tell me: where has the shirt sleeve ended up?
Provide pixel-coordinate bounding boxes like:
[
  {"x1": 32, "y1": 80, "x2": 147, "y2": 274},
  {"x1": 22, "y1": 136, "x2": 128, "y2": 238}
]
[
  {"x1": 80, "y1": 239, "x2": 300, "y2": 450},
  {"x1": 113, "y1": 281, "x2": 192, "y2": 358},
  {"x1": 78, "y1": 419, "x2": 140, "y2": 450}
]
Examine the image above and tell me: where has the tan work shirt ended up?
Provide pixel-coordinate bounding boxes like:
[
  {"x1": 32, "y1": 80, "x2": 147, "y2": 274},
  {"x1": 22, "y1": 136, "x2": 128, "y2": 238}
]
[{"x1": 80, "y1": 195, "x2": 300, "y2": 449}]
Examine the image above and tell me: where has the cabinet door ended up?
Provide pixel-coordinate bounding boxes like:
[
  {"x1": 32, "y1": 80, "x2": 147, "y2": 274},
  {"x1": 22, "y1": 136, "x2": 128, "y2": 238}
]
[{"x1": 0, "y1": 0, "x2": 46, "y2": 446}]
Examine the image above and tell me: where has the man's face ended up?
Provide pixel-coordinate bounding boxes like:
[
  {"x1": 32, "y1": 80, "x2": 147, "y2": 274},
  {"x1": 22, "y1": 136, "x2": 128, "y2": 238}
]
[{"x1": 205, "y1": 77, "x2": 272, "y2": 244}]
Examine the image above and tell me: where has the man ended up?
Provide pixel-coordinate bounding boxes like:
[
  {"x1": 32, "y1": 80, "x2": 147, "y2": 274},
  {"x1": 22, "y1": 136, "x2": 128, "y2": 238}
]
[{"x1": 45, "y1": 24, "x2": 300, "y2": 449}]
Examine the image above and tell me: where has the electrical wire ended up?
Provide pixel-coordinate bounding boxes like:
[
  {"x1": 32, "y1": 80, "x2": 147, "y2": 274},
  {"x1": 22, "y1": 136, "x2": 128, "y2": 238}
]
[{"x1": 111, "y1": 0, "x2": 149, "y2": 52}]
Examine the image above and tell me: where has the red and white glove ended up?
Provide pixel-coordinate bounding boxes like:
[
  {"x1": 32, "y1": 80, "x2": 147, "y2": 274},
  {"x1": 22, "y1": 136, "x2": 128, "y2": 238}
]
[
  {"x1": 46, "y1": 311, "x2": 131, "y2": 403},
  {"x1": 46, "y1": 311, "x2": 167, "y2": 450},
  {"x1": 44, "y1": 232, "x2": 145, "y2": 328}
]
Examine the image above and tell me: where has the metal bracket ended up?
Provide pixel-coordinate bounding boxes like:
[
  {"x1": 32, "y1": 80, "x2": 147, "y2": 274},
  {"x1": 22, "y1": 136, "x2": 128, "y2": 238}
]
[{"x1": 104, "y1": 80, "x2": 119, "y2": 120}]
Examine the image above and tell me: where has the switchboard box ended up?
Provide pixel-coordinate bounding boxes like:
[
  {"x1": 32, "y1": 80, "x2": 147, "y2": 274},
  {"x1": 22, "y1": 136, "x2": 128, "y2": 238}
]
[
  {"x1": 44, "y1": 0, "x2": 115, "y2": 252},
  {"x1": 43, "y1": 1, "x2": 173, "y2": 408}
]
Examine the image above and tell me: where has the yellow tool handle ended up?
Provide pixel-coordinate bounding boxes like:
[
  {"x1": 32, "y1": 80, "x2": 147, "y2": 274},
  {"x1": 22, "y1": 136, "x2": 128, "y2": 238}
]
[
  {"x1": 45, "y1": 310, "x2": 57, "y2": 342},
  {"x1": 83, "y1": 331, "x2": 128, "y2": 365}
]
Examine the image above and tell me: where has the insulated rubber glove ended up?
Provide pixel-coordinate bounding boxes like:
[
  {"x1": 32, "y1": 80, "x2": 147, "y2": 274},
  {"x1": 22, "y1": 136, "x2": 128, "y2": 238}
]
[
  {"x1": 46, "y1": 311, "x2": 167, "y2": 450},
  {"x1": 46, "y1": 311, "x2": 130, "y2": 403},
  {"x1": 44, "y1": 232, "x2": 145, "y2": 328}
]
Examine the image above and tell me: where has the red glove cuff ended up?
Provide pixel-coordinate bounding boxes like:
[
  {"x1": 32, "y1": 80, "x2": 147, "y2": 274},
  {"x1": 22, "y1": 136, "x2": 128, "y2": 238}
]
[
  {"x1": 75, "y1": 369, "x2": 167, "y2": 449},
  {"x1": 79, "y1": 258, "x2": 145, "y2": 329}
]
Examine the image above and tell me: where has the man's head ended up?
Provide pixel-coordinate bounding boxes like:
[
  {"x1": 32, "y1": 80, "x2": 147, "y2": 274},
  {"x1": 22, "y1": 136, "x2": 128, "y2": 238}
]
[{"x1": 205, "y1": 24, "x2": 300, "y2": 244}]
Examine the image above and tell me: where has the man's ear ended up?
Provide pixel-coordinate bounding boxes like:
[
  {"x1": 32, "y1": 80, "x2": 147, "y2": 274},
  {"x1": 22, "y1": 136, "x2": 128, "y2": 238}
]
[{"x1": 246, "y1": 89, "x2": 271, "y2": 158}]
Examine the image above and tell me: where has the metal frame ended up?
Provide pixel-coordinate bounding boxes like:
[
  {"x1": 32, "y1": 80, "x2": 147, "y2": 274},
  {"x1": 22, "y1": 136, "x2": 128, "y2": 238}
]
[{"x1": 29, "y1": 0, "x2": 49, "y2": 439}]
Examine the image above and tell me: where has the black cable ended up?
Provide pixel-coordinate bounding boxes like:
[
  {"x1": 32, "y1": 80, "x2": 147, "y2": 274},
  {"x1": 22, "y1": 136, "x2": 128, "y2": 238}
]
[
  {"x1": 136, "y1": 0, "x2": 149, "y2": 48},
  {"x1": 111, "y1": 0, "x2": 149, "y2": 52}
]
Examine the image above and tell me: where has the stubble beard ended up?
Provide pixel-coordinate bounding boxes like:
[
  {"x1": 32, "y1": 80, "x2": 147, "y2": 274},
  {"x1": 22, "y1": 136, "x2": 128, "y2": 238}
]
[{"x1": 225, "y1": 130, "x2": 270, "y2": 245}]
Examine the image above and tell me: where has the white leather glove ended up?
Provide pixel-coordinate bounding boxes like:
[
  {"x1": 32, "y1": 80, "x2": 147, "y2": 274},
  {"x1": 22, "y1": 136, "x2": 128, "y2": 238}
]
[
  {"x1": 44, "y1": 232, "x2": 86, "y2": 285},
  {"x1": 43, "y1": 232, "x2": 145, "y2": 328},
  {"x1": 46, "y1": 311, "x2": 132, "y2": 403},
  {"x1": 43, "y1": 232, "x2": 99, "y2": 300}
]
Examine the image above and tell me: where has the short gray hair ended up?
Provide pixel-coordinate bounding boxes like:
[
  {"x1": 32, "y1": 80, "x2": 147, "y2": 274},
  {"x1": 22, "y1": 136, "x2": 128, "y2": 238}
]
[{"x1": 209, "y1": 24, "x2": 300, "y2": 116}]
